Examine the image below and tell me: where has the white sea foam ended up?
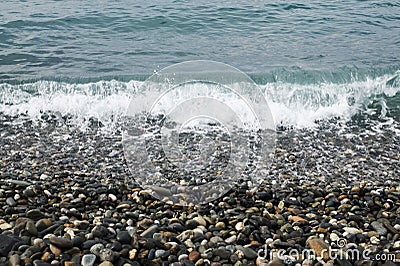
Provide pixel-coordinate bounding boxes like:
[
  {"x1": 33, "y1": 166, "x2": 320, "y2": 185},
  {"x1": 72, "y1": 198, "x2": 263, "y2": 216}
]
[{"x1": 0, "y1": 72, "x2": 399, "y2": 131}]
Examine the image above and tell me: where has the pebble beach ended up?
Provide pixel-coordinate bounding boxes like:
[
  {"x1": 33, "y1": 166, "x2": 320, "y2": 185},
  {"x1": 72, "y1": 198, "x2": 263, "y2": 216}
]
[
  {"x1": 1, "y1": 115, "x2": 399, "y2": 266},
  {"x1": 1, "y1": 0, "x2": 400, "y2": 265}
]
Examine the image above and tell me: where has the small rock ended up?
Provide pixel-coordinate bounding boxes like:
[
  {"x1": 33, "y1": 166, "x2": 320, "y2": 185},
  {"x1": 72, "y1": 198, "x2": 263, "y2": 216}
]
[
  {"x1": 289, "y1": 216, "x2": 307, "y2": 223},
  {"x1": 236, "y1": 246, "x2": 258, "y2": 259},
  {"x1": 49, "y1": 237, "x2": 73, "y2": 249},
  {"x1": 6, "y1": 197, "x2": 17, "y2": 207},
  {"x1": 26, "y1": 220, "x2": 38, "y2": 236},
  {"x1": 140, "y1": 225, "x2": 158, "y2": 238},
  {"x1": 8, "y1": 254, "x2": 20, "y2": 266},
  {"x1": 382, "y1": 220, "x2": 399, "y2": 234},
  {"x1": 268, "y1": 258, "x2": 285, "y2": 266},
  {"x1": 98, "y1": 262, "x2": 113, "y2": 266},
  {"x1": 213, "y1": 247, "x2": 230, "y2": 259},
  {"x1": 129, "y1": 249, "x2": 137, "y2": 260},
  {"x1": 117, "y1": 231, "x2": 131, "y2": 244},
  {"x1": 185, "y1": 219, "x2": 198, "y2": 229},
  {"x1": 330, "y1": 233, "x2": 340, "y2": 242},
  {"x1": 235, "y1": 222, "x2": 244, "y2": 231},
  {"x1": 36, "y1": 219, "x2": 52, "y2": 231},
  {"x1": 9, "y1": 180, "x2": 31, "y2": 186},
  {"x1": 370, "y1": 236, "x2": 380, "y2": 244},
  {"x1": 26, "y1": 209, "x2": 45, "y2": 221},
  {"x1": 215, "y1": 222, "x2": 225, "y2": 229},
  {"x1": 90, "y1": 243, "x2": 105, "y2": 256},
  {"x1": 189, "y1": 251, "x2": 200, "y2": 262},
  {"x1": 343, "y1": 227, "x2": 361, "y2": 235},
  {"x1": 82, "y1": 254, "x2": 97, "y2": 266},
  {"x1": 0, "y1": 220, "x2": 12, "y2": 230},
  {"x1": 225, "y1": 235, "x2": 237, "y2": 244},
  {"x1": 99, "y1": 248, "x2": 115, "y2": 262},
  {"x1": 108, "y1": 194, "x2": 117, "y2": 202},
  {"x1": 50, "y1": 244, "x2": 62, "y2": 257},
  {"x1": 178, "y1": 254, "x2": 189, "y2": 261},
  {"x1": 193, "y1": 216, "x2": 207, "y2": 227},
  {"x1": 307, "y1": 238, "x2": 329, "y2": 260},
  {"x1": 371, "y1": 221, "x2": 387, "y2": 236}
]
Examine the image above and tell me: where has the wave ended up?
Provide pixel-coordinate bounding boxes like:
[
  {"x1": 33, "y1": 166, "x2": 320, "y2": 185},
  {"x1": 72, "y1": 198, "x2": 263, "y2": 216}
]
[{"x1": 0, "y1": 68, "x2": 399, "y2": 132}]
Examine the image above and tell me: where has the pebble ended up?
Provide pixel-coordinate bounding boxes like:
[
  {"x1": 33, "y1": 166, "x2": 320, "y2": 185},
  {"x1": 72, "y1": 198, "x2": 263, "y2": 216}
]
[
  {"x1": 178, "y1": 254, "x2": 189, "y2": 261},
  {"x1": 268, "y1": 259, "x2": 285, "y2": 266},
  {"x1": 98, "y1": 262, "x2": 113, "y2": 266},
  {"x1": 49, "y1": 237, "x2": 73, "y2": 249},
  {"x1": 129, "y1": 249, "x2": 137, "y2": 260},
  {"x1": 140, "y1": 225, "x2": 158, "y2": 238},
  {"x1": 307, "y1": 238, "x2": 329, "y2": 260},
  {"x1": 213, "y1": 247, "x2": 231, "y2": 259},
  {"x1": 26, "y1": 209, "x2": 45, "y2": 221},
  {"x1": 235, "y1": 222, "x2": 244, "y2": 231},
  {"x1": 117, "y1": 231, "x2": 131, "y2": 244},
  {"x1": 0, "y1": 221, "x2": 12, "y2": 230},
  {"x1": 371, "y1": 221, "x2": 388, "y2": 236},
  {"x1": 189, "y1": 251, "x2": 201, "y2": 262},
  {"x1": 343, "y1": 227, "x2": 361, "y2": 235},
  {"x1": 6, "y1": 197, "x2": 17, "y2": 207},
  {"x1": 8, "y1": 180, "x2": 30, "y2": 186},
  {"x1": 370, "y1": 236, "x2": 380, "y2": 244},
  {"x1": 215, "y1": 222, "x2": 225, "y2": 229},
  {"x1": 49, "y1": 244, "x2": 62, "y2": 257},
  {"x1": 8, "y1": 254, "x2": 20, "y2": 266},
  {"x1": 82, "y1": 254, "x2": 97, "y2": 266},
  {"x1": 26, "y1": 220, "x2": 38, "y2": 236},
  {"x1": 90, "y1": 244, "x2": 105, "y2": 256},
  {"x1": 236, "y1": 246, "x2": 258, "y2": 259},
  {"x1": 193, "y1": 216, "x2": 207, "y2": 227},
  {"x1": 99, "y1": 248, "x2": 115, "y2": 262}
]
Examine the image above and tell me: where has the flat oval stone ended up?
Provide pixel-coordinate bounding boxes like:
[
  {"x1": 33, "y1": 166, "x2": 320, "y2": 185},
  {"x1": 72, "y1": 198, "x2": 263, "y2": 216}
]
[
  {"x1": 49, "y1": 237, "x2": 73, "y2": 249},
  {"x1": 27, "y1": 209, "x2": 45, "y2": 221}
]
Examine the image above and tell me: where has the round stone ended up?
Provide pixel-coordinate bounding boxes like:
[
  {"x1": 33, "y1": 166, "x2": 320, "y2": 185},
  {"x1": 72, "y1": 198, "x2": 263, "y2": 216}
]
[{"x1": 117, "y1": 231, "x2": 131, "y2": 244}]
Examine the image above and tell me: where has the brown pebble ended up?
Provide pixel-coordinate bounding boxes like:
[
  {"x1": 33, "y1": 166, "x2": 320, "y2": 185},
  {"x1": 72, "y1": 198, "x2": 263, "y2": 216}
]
[
  {"x1": 307, "y1": 238, "x2": 329, "y2": 260},
  {"x1": 189, "y1": 251, "x2": 201, "y2": 262},
  {"x1": 289, "y1": 216, "x2": 307, "y2": 223},
  {"x1": 41, "y1": 251, "x2": 52, "y2": 261},
  {"x1": 317, "y1": 227, "x2": 329, "y2": 233}
]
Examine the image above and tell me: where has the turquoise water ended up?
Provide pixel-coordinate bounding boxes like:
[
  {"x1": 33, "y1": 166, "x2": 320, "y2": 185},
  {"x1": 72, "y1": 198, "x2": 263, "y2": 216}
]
[
  {"x1": 0, "y1": 1, "x2": 399, "y2": 130},
  {"x1": 1, "y1": 1, "x2": 399, "y2": 79}
]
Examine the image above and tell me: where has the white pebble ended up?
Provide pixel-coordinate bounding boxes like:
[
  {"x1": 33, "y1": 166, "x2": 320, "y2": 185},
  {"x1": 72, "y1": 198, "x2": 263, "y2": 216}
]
[
  {"x1": 370, "y1": 236, "x2": 380, "y2": 244},
  {"x1": 178, "y1": 254, "x2": 188, "y2": 261},
  {"x1": 108, "y1": 194, "x2": 117, "y2": 202}
]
